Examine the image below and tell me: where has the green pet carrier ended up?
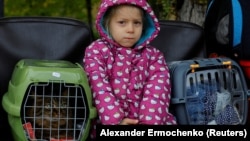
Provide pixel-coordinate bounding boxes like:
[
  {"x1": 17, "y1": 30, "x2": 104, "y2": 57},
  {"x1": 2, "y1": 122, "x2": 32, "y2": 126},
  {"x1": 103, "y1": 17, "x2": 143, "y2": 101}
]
[{"x1": 2, "y1": 59, "x2": 97, "y2": 141}]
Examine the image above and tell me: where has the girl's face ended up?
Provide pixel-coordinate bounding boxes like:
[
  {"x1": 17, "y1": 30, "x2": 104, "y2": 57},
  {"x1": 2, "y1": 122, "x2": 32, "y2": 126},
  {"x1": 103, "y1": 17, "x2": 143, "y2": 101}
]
[{"x1": 109, "y1": 5, "x2": 143, "y2": 48}]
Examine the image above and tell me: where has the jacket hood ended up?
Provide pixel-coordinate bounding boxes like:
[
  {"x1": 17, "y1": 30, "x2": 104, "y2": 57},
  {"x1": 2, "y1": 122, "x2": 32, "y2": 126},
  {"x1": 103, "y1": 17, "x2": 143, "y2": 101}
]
[{"x1": 95, "y1": 0, "x2": 160, "y2": 49}]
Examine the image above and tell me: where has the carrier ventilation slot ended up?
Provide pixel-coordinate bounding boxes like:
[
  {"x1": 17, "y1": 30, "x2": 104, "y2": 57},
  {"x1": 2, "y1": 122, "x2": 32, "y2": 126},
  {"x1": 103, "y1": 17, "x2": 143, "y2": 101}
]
[{"x1": 188, "y1": 69, "x2": 239, "y2": 91}]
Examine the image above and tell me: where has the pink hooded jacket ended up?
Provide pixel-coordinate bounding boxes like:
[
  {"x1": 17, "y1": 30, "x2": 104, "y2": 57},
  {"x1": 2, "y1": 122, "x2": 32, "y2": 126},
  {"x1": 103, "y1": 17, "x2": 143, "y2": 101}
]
[{"x1": 83, "y1": 0, "x2": 176, "y2": 125}]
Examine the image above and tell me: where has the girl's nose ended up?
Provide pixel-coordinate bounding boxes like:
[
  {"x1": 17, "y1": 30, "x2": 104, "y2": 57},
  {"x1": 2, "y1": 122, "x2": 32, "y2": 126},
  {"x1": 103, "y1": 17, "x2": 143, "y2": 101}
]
[{"x1": 127, "y1": 23, "x2": 134, "y2": 33}]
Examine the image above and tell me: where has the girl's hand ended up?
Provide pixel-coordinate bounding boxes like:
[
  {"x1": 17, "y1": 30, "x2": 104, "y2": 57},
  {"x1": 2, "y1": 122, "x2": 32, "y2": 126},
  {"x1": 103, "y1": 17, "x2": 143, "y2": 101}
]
[{"x1": 119, "y1": 118, "x2": 139, "y2": 125}]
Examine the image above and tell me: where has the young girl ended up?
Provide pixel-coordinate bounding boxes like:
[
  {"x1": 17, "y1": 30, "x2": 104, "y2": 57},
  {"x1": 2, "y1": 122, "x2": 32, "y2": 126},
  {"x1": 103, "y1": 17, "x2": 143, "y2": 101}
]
[{"x1": 83, "y1": 0, "x2": 176, "y2": 126}]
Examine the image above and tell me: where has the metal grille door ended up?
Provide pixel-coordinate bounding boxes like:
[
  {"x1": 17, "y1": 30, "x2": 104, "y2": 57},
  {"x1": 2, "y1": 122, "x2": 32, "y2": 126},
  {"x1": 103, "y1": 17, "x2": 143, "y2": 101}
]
[{"x1": 22, "y1": 81, "x2": 89, "y2": 141}]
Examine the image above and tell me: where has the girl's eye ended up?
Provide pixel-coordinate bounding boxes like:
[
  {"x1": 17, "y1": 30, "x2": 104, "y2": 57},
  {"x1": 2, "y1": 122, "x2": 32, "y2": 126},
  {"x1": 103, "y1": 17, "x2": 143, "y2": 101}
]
[
  {"x1": 118, "y1": 21, "x2": 125, "y2": 25},
  {"x1": 135, "y1": 21, "x2": 141, "y2": 24},
  {"x1": 134, "y1": 21, "x2": 142, "y2": 26}
]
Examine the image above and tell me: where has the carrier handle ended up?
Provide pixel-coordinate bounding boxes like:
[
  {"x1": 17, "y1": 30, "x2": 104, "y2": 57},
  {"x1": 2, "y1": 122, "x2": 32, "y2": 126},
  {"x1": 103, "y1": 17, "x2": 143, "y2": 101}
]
[{"x1": 189, "y1": 59, "x2": 232, "y2": 72}]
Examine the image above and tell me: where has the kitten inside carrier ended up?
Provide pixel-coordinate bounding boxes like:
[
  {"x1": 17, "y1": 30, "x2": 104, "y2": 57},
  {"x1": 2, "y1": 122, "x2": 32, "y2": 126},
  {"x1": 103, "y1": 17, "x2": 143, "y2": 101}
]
[{"x1": 21, "y1": 82, "x2": 88, "y2": 140}]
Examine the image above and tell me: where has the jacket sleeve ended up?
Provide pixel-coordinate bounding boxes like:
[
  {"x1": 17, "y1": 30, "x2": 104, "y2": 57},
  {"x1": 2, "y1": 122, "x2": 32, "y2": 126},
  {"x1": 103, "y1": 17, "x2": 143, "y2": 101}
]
[
  {"x1": 83, "y1": 41, "x2": 124, "y2": 125},
  {"x1": 138, "y1": 48, "x2": 177, "y2": 125}
]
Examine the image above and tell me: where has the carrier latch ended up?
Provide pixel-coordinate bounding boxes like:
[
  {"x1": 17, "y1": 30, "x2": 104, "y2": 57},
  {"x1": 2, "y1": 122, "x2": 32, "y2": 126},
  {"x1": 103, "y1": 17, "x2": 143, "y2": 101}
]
[
  {"x1": 190, "y1": 64, "x2": 199, "y2": 73},
  {"x1": 222, "y1": 61, "x2": 232, "y2": 69}
]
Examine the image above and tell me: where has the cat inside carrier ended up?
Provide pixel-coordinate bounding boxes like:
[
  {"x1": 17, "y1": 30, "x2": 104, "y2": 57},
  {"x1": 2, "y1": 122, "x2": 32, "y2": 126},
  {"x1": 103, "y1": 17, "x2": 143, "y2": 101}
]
[{"x1": 2, "y1": 59, "x2": 97, "y2": 141}]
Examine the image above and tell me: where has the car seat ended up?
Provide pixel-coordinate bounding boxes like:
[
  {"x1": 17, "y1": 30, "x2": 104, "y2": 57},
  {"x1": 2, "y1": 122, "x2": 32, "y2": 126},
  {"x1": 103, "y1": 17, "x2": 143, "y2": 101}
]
[{"x1": 150, "y1": 20, "x2": 206, "y2": 62}]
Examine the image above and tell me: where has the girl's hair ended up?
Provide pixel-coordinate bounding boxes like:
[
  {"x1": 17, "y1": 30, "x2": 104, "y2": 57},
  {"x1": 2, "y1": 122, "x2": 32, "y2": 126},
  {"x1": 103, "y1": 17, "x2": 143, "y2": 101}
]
[{"x1": 102, "y1": 4, "x2": 145, "y2": 35}]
